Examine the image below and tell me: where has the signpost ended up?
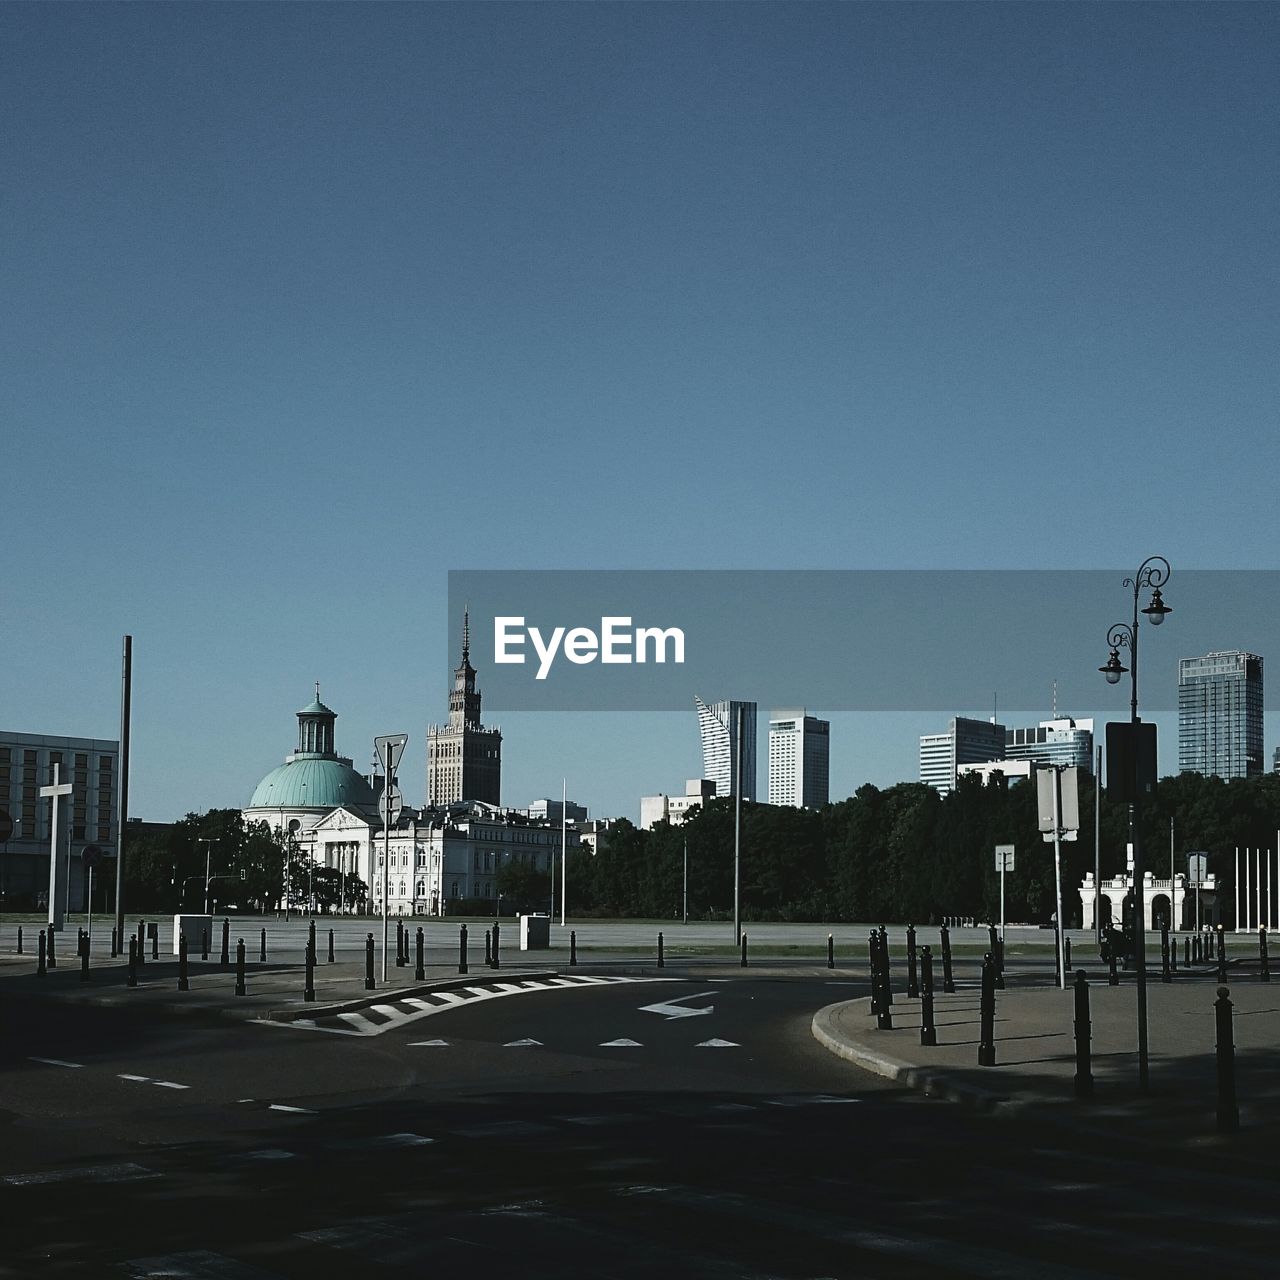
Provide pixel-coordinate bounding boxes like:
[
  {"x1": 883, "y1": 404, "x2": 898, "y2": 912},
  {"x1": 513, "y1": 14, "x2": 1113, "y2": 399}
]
[
  {"x1": 994, "y1": 845, "x2": 1015, "y2": 942},
  {"x1": 374, "y1": 734, "x2": 408, "y2": 983},
  {"x1": 39, "y1": 764, "x2": 74, "y2": 931},
  {"x1": 1188, "y1": 852, "x2": 1208, "y2": 933},
  {"x1": 1038, "y1": 765, "x2": 1081, "y2": 989}
]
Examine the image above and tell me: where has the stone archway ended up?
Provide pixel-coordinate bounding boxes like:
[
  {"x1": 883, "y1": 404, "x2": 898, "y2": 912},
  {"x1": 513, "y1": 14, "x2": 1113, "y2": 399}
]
[{"x1": 1152, "y1": 894, "x2": 1172, "y2": 930}]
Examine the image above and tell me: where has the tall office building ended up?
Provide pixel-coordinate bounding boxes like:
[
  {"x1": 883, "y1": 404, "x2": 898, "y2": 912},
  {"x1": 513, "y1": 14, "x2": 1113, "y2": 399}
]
[
  {"x1": 1005, "y1": 718, "x2": 1094, "y2": 772},
  {"x1": 426, "y1": 612, "x2": 503, "y2": 806},
  {"x1": 1178, "y1": 650, "x2": 1264, "y2": 779},
  {"x1": 694, "y1": 697, "x2": 757, "y2": 801},
  {"x1": 768, "y1": 709, "x2": 830, "y2": 808},
  {"x1": 919, "y1": 717, "x2": 1005, "y2": 794}
]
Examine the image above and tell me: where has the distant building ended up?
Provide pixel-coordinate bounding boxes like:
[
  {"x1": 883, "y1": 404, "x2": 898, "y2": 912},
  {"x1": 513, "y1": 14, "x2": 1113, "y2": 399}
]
[
  {"x1": 920, "y1": 717, "x2": 1005, "y2": 795},
  {"x1": 767, "y1": 708, "x2": 830, "y2": 808},
  {"x1": 640, "y1": 779, "x2": 716, "y2": 830},
  {"x1": 522, "y1": 798, "x2": 588, "y2": 825},
  {"x1": 695, "y1": 697, "x2": 757, "y2": 801},
  {"x1": 1178, "y1": 651, "x2": 1264, "y2": 779},
  {"x1": 0, "y1": 729, "x2": 118, "y2": 911},
  {"x1": 1005, "y1": 718, "x2": 1094, "y2": 772},
  {"x1": 957, "y1": 758, "x2": 1034, "y2": 785},
  {"x1": 426, "y1": 611, "x2": 502, "y2": 807}
]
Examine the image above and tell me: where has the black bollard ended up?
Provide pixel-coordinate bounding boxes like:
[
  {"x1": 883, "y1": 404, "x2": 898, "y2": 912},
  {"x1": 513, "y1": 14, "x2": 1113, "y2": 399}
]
[
  {"x1": 879, "y1": 927, "x2": 893, "y2": 1005},
  {"x1": 988, "y1": 924, "x2": 999, "y2": 967},
  {"x1": 111, "y1": 925, "x2": 117, "y2": 958},
  {"x1": 875, "y1": 934, "x2": 893, "y2": 1031},
  {"x1": 127, "y1": 936, "x2": 137, "y2": 987},
  {"x1": 309, "y1": 919, "x2": 317, "y2": 964},
  {"x1": 907, "y1": 924, "x2": 919, "y2": 999},
  {"x1": 1218, "y1": 930, "x2": 1228, "y2": 984},
  {"x1": 201, "y1": 928, "x2": 209, "y2": 961},
  {"x1": 570, "y1": 929, "x2": 577, "y2": 967},
  {"x1": 1065, "y1": 936, "x2": 1072, "y2": 970},
  {"x1": 17, "y1": 924, "x2": 23, "y2": 955},
  {"x1": 1215, "y1": 986, "x2": 1239, "y2": 1132},
  {"x1": 260, "y1": 927, "x2": 267, "y2": 963},
  {"x1": 236, "y1": 939, "x2": 246, "y2": 996},
  {"x1": 919, "y1": 946, "x2": 937, "y2": 1046},
  {"x1": 304, "y1": 941, "x2": 315, "y2": 1002},
  {"x1": 177, "y1": 933, "x2": 189, "y2": 991},
  {"x1": 1171, "y1": 934, "x2": 1178, "y2": 972},
  {"x1": 940, "y1": 925, "x2": 956, "y2": 994},
  {"x1": 492, "y1": 921, "x2": 501, "y2": 970},
  {"x1": 135, "y1": 921, "x2": 143, "y2": 968},
  {"x1": 365, "y1": 933, "x2": 375, "y2": 990},
  {"x1": 1108, "y1": 933, "x2": 1119, "y2": 986},
  {"x1": 220, "y1": 918, "x2": 230, "y2": 970},
  {"x1": 827, "y1": 933, "x2": 835, "y2": 970},
  {"x1": 37, "y1": 929, "x2": 46, "y2": 975},
  {"x1": 1073, "y1": 969, "x2": 1093, "y2": 1098},
  {"x1": 415, "y1": 926, "x2": 425, "y2": 981},
  {"x1": 79, "y1": 931, "x2": 90, "y2": 983},
  {"x1": 458, "y1": 923, "x2": 468, "y2": 975},
  {"x1": 740, "y1": 932, "x2": 748, "y2": 968},
  {"x1": 484, "y1": 929, "x2": 492, "y2": 968},
  {"x1": 47, "y1": 925, "x2": 57, "y2": 969},
  {"x1": 657, "y1": 931, "x2": 664, "y2": 968},
  {"x1": 151, "y1": 926, "x2": 158, "y2": 961},
  {"x1": 328, "y1": 928, "x2": 335, "y2": 964},
  {"x1": 396, "y1": 920, "x2": 405, "y2": 968},
  {"x1": 1185, "y1": 937, "x2": 1191, "y2": 966},
  {"x1": 977, "y1": 953, "x2": 997, "y2": 1066},
  {"x1": 1161, "y1": 924, "x2": 1171, "y2": 984},
  {"x1": 1260, "y1": 929, "x2": 1270, "y2": 983},
  {"x1": 868, "y1": 933, "x2": 881, "y2": 1015}
]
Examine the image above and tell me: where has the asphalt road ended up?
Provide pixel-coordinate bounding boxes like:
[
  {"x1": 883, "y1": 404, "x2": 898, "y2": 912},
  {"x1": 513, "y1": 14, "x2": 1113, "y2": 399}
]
[{"x1": 2, "y1": 974, "x2": 1278, "y2": 1278}]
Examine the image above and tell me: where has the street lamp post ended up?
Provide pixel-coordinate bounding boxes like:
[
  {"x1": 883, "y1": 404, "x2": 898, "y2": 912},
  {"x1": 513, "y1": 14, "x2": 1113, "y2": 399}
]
[
  {"x1": 1099, "y1": 554, "x2": 1171, "y2": 1094},
  {"x1": 197, "y1": 837, "x2": 218, "y2": 914}
]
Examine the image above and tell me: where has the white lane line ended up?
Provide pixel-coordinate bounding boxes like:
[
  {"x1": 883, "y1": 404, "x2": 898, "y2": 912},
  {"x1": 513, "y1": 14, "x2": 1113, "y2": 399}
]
[
  {"x1": 407, "y1": 1039, "x2": 450, "y2": 1047},
  {"x1": 119, "y1": 1073, "x2": 151, "y2": 1082},
  {"x1": 152, "y1": 1080, "x2": 190, "y2": 1090},
  {"x1": 268, "y1": 1104, "x2": 316, "y2": 1114},
  {"x1": 28, "y1": 1057, "x2": 83, "y2": 1068},
  {"x1": 4, "y1": 1162, "x2": 158, "y2": 1187}
]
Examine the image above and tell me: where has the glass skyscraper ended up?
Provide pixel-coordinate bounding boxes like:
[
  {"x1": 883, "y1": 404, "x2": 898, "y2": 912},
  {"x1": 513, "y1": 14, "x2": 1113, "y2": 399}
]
[
  {"x1": 1177, "y1": 650, "x2": 1263, "y2": 779},
  {"x1": 695, "y1": 697, "x2": 757, "y2": 801}
]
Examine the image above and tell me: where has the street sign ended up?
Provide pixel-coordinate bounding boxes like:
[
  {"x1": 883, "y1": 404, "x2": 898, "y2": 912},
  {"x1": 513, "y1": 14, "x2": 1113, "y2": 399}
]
[
  {"x1": 994, "y1": 844, "x2": 1015, "y2": 873},
  {"x1": 0, "y1": 808, "x2": 12, "y2": 842},
  {"x1": 1187, "y1": 852, "x2": 1208, "y2": 883},
  {"x1": 378, "y1": 785, "x2": 404, "y2": 825},
  {"x1": 1037, "y1": 766, "x2": 1081, "y2": 841},
  {"x1": 374, "y1": 733, "x2": 408, "y2": 776},
  {"x1": 81, "y1": 844, "x2": 104, "y2": 870}
]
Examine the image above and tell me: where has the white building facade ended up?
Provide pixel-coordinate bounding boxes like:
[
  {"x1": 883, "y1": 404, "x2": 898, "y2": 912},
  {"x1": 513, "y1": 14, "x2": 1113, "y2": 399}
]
[{"x1": 767, "y1": 708, "x2": 830, "y2": 808}]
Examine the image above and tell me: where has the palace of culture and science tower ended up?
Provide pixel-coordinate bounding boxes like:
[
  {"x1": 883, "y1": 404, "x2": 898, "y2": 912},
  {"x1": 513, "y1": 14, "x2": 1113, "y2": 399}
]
[{"x1": 425, "y1": 612, "x2": 502, "y2": 807}]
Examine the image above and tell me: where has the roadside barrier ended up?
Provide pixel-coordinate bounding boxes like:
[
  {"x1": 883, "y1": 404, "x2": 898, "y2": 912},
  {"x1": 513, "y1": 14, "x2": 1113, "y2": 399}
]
[
  {"x1": 879, "y1": 927, "x2": 892, "y2": 1006},
  {"x1": 907, "y1": 924, "x2": 919, "y2": 998},
  {"x1": 309, "y1": 920, "x2": 317, "y2": 966},
  {"x1": 1260, "y1": 929, "x2": 1270, "y2": 983},
  {"x1": 940, "y1": 925, "x2": 956, "y2": 994},
  {"x1": 415, "y1": 926, "x2": 425, "y2": 981},
  {"x1": 1073, "y1": 969, "x2": 1093, "y2": 1098},
  {"x1": 177, "y1": 934, "x2": 189, "y2": 991},
  {"x1": 127, "y1": 936, "x2": 137, "y2": 988},
  {"x1": 484, "y1": 929, "x2": 492, "y2": 968},
  {"x1": 977, "y1": 953, "x2": 997, "y2": 1066},
  {"x1": 220, "y1": 919, "x2": 230, "y2": 970},
  {"x1": 868, "y1": 932, "x2": 880, "y2": 1016},
  {"x1": 364, "y1": 934, "x2": 375, "y2": 990},
  {"x1": 492, "y1": 921, "x2": 501, "y2": 970},
  {"x1": 328, "y1": 928, "x2": 335, "y2": 964},
  {"x1": 827, "y1": 933, "x2": 835, "y2": 970},
  {"x1": 919, "y1": 945, "x2": 937, "y2": 1047},
  {"x1": 79, "y1": 930, "x2": 90, "y2": 983},
  {"x1": 657, "y1": 931, "x2": 664, "y2": 969},
  {"x1": 874, "y1": 931, "x2": 892, "y2": 1031},
  {"x1": 17, "y1": 925, "x2": 23, "y2": 955},
  {"x1": 1065, "y1": 937, "x2": 1072, "y2": 970},
  {"x1": 37, "y1": 929, "x2": 46, "y2": 976},
  {"x1": 135, "y1": 922, "x2": 143, "y2": 968},
  {"x1": 110, "y1": 926, "x2": 117, "y2": 958},
  {"x1": 303, "y1": 939, "x2": 315, "y2": 1002},
  {"x1": 236, "y1": 939, "x2": 246, "y2": 997},
  {"x1": 570, "y1": 929, "x2": 577, "y2": 967},
  {"x1": 740, "y1": 933, "x2": 748, "y2": 968},
  {"x1": 396, "y1": 921, "x2": 406, "y2": 968},
  {"x1": 260, "y1": 927, "x2": 267, "y2": 962},
  {"x1": 458, "y1": 924, "x2": 468, "y2": 975},
  {"x1": 1215, "y1": 985, "x2": 1239, "y2": 1132}
]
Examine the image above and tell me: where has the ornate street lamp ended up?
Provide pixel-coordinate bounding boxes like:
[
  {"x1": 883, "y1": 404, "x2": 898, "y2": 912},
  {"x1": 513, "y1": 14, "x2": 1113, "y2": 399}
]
[{"x1": 1099, "y1": 555, "x2": 1171, "y2": 1093}]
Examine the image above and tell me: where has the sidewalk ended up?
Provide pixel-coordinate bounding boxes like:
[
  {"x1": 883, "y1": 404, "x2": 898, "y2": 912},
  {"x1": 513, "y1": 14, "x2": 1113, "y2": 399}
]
[{"x1": 812, "y1": 965, "x2": 1280, "y2": 1154}]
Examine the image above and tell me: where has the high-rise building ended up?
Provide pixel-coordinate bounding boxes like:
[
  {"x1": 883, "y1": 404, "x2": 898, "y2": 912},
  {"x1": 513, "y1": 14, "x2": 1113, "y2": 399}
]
[
  {"x1": 426, "y1": 612, "x2": 503, "y2": 806},
  {"x1": 0, "y1": 730, "x2": 118, "y2": 910},
  {"x1": 1005, "y1": 718, "x2": 1094, "y2": 772},
  {"x1": 919, "y1": 717, "x2": 1005, "y2": 794},
  {"x1": 694, "y1": 697, "x2": 757, "y2": 801},
  {"x1": 768, "y1": 708, "x2": 830, "y2": 808},
  {"x1": 1178, "y1": 650, "x2": 1264, "y2": 779}
]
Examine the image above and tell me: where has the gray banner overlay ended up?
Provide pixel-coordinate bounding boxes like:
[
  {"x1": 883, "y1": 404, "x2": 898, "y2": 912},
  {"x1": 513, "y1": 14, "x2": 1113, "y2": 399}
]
[{"x1": 447, "y1": 570, "x2": 1275, "y2": 712}]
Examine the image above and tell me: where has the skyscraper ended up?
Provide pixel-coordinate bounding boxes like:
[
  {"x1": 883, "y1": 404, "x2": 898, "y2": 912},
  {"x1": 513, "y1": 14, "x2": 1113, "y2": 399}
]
[
  {"x1": 919, "y1": 717, "x2": 1005, "y2": 794},
  {"x1": 1005, "y1": 717, "x2": 1094, "y2": 772},
  {"x1": 768, "y1": 708, "x2": 830, "y2": 808},
  {"x1": 695, "y1": 697, "x2": 757, "y2": 801},
  {"x1": 426, "y1": 612, "x2": 503, "y2": 806},
  {"x1": 1178, "y1": 650, "x2": 1263, "y2": 779}
]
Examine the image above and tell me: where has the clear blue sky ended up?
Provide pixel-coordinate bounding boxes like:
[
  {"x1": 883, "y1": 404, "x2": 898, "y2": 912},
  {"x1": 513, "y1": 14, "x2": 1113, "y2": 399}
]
[{"x1": 4, "y1": 3, "x2": 1277, "y2": 821}]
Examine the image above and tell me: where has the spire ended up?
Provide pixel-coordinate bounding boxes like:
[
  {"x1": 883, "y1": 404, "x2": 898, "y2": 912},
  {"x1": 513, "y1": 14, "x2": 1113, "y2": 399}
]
[
  {"x1": 315, "y1": 680, "x2": 321, "y2": 704},
  {"x1": 462, "y1": 604, "x2": 470, "y2": 662}
]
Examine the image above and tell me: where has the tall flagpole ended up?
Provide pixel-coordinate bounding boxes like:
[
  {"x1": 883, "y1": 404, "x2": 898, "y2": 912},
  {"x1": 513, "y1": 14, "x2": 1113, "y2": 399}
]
[
  {"x1": 114, "y1": 635, "x2": 132, "y2": 940},
  {"x1": 560, "y1": 777, "x2": 566, "y2": 927}
]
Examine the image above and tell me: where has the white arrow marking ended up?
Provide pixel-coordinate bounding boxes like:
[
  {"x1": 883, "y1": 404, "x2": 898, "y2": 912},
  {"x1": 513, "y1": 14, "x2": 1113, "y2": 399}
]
[
  {"x1": 695, "y1": 1038, "x2": 739, "y2": 1048},
  {"x1": 503, "y1": 1038, "x2": 543, "y2": 1047},
  {"x1": 599, "y1": 1038, "x2": 643, "y2": 1047},
  {"x1": 638, "y1": 991, "x2": 716, "y2": 1020},
  {"x1": 408, "y1": 1039, "x2": 450, "y2": 1047}
]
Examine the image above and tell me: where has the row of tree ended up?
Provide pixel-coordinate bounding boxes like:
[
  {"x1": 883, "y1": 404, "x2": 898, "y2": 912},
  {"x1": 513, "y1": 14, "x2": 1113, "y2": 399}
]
[{"x1": 549, "y1": 770, "x2": 1280, "y2": 926}]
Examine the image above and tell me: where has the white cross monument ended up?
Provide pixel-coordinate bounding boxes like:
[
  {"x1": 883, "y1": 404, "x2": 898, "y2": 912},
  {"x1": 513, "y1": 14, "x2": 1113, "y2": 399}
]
[{"x1": 40, "y1": 762, "x2": 73, "y2": 931}]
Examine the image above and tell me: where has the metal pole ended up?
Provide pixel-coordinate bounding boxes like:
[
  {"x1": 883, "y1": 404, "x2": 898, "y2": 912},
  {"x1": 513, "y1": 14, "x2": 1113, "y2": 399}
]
[
  {"x1": 999, "y1": 858, "x2": 1005, "y2": 944},
  {"x1": 382, "y1": 781, "x2": 390, "y2": 984},
  {"x1": 1052, "y1": 767, "x2": 1065, "y2": 990},
  {"x1": 560, "y1": 777, "x2": 566, "y2": 927},
  {"x1": 683, "y1": 834, "x2": 688, "y2": 925},
  {"x1": 114, "y1": 635, "x2": 131, "y2": 942},
  {"x1": 204, "y1": 842, "x2": 211, "y2": 915},
  {"x1": 733, "y1": 704, "x2": 743, "y2": 946},
  {"x1": 1169, "y1": 817, "x2": 1175, "y2": 933}
]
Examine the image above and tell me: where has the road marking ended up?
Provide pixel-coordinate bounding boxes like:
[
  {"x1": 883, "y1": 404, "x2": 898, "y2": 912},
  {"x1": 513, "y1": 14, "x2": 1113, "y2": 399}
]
[
  {"x1": 599, "y1": 1038, "x2": 643, "y2": 1047},
  {"x1": 28, "y1": 1057, "x2": 83, "y2": 1068},
  {"x1": 236, "y1": 1149, "x2": 296, "y2": 1161},
  {"x1": 119, "y1": 1073, "x2": 150, "y2": 1082},
  {"x1": 408, "y1": 1039, "x2": 450, "y2": 1046},
  {"x1": 122, "y1": 1249, "x2": 278, "y2": 1278},
  {"x1": 695, "y1": 1038, "x2": 739, "y2": 1048},
  {"x1": 268, "y1": 1104, "x2": 316, "y2": 1114},
  {"x1": 503, "y1": 1038, "x2": 542, "y2": 1047},
  {"x1": 5, "y1": 1162, "x2": 158, "y2": 1187},
  {"x1": 152, "y1": 1080, "x2": 190, "y2": 1090},
  {"x1": 639, "y1": 991, "x2": 717, "y2": 1020}
]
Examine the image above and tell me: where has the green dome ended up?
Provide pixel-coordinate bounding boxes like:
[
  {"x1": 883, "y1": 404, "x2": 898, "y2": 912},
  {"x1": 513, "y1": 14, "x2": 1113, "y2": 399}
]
[{"x1": 248, "y1": 756, "x2": 376, "y2": 812}]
